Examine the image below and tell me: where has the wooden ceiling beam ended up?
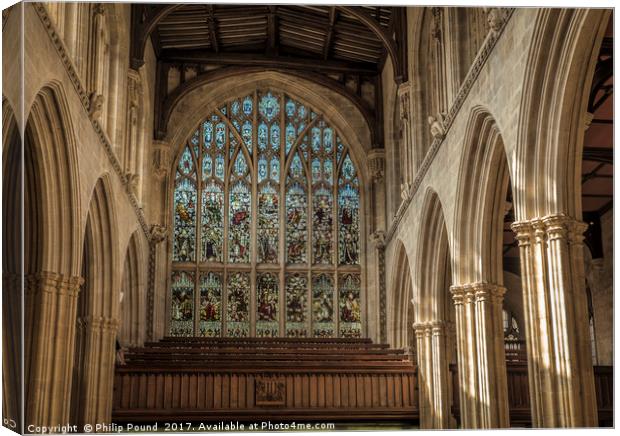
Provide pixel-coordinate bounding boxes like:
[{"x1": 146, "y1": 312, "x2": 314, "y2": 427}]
[
  {"x1": 324, "y1": 7, "x2": 338, "y2": 60},
  {"x1": 267, "y1": 6, "x2": 278, "y2": 55},
  {"x1": 205, "y1": 5, "x2": 220, "y2": 53},
  {"x1": 160, "y1": 49, "x2": 378, "y2": 74}
]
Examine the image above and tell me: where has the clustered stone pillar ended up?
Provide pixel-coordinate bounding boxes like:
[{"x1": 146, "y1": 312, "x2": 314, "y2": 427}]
[
  {"x1": 414, "y1": 321, "x2": 450, "y2": 429},
  {"x1": 74, "y1": 316, "x2": 119, "y2": 426},
  {"x1": 511, "y1": 214, "x2": 597, "y2": 427},
  {"x1": 450, "y1": 283, "x2": 509, "y2": 428},
  {"x1": 25, "y1": 272, "x2": 83, "y2": 428}
]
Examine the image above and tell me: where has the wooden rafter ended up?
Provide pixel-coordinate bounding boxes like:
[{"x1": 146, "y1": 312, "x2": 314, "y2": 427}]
[
  {"x1": 267, "y1": 6, "x2": 278, "y2": 55},
  {"x1": 159, "y1": 49, "x2": 378, "y2": 74},
  {"x1": 323, "y1": 7, "x2": 338, "y2": 60},
  {"x1": 205, "y1": 5, "x2": 219, "y2": 53}
]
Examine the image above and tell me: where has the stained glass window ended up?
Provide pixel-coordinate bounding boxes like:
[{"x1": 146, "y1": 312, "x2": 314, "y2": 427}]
[{"x1": 169, "y1": 90, "x2": 363, "y2": 337}]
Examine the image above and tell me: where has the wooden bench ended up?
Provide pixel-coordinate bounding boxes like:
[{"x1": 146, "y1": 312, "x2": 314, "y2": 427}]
[{"x1": 113, "y1": 337, "x2": 419, "y2": 424}]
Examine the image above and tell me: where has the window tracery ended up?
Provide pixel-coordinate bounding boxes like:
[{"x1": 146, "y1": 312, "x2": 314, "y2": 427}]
[{"x1": 169, "y1": 90, "x2": 363, "y2": 338}]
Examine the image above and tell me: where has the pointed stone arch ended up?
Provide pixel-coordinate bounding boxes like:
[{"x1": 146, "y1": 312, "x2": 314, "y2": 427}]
[
  {"x1": 71, "y1": 174, "x2": 121, "y2": 427},
  {"x1": 23, "y1": 83, "x2": 83, "y2": 429},
  {"x1": 119, "y1": 230, "x2": 149, "y2": 347},
  {"x1": 388, "y1": 239, "x2": 414, "y2": 352},
  {"x1": 412, "y1": 188, "x2": 452, "y2": 429}
]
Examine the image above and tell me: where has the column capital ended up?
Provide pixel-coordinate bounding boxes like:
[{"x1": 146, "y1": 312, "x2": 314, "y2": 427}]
[
  {"x1": 450, "y1": 285, "x2": 467, "y2": 304},
  {"x1": 78, "y1": 315, "x2": 119, "y2": 332},
  {"x1": 471, "y1": 282, "x2": 506, "y2": 304},
  {"x1": 512, "y1": 214, "x2": 588, "y2": 245},
  {"x1": 25, "y1": 272, "x2": 84, "y2": 297}
]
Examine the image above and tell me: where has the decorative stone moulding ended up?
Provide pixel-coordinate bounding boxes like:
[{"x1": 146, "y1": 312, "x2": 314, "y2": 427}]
[
  {"x1": 386, "y1": 8, "x2": 515, "y2": 244},
  {"x1": 34, "y1": 3, "x2": 152, "y2": 241}
]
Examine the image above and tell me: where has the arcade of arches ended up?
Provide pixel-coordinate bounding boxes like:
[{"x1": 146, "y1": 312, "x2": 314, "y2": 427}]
[{"x1": 1, "y1": 2, "x2": 614, "y2": 431}]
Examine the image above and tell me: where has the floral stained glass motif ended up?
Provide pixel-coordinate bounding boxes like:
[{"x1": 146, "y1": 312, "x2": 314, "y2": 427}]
[
  {"x1": 286, "y1": 273, "x2": 308, "y2": 337},
  {"x1": 226, "y1": 272, "x2": 250, "y2": 337},
  {"x1": 339, "y1": 273, "x2": 361, "y2": 338},
  {"x1": 170, "y1": 271, "x2": 195, "y2": 337},
  {"x1": 199, "y1": 272, "x2": 222, "y2": 337},
  {"x1": 256, "y1": 273, "x2": 279, "y2": 337},
  {"x1": 312, "y1": 274, "x2": 334, "y2": 337},
  {"x1": 201, "y1": 183, "x2": 223, "y2": 262}
]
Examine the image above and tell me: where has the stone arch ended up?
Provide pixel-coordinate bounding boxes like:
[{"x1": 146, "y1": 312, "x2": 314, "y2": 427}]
[
  {"x1": 23, "y1": 83, "x2": 83, "y2": 428},
  {"x1": 515, "y1": 8, "x2": 611, "y2": 219},
  {"x1": 412, "y1": 187, "x2": 452, "y2": 429},
  {"x1": 165, "y1": 71, "x2": 372, "y2": 182},
  {"x1": 2, "y1": 97, "x2": 22, "y2": 431},
  {"x1": 450, "y1": 106, "x2": 511, "y2": 428},
  {"x1": 119, "y1": 230, "x2": 149, "y2": 347},
  {"x1": 453, "y1": 106, "x2": 511, "y2": 285},
  {"x1": 71, "y1": 175, "x2": 121, "y2": 427},
  {"x1": 388, "y1": 239, "x2": 414, "y2": 351}
]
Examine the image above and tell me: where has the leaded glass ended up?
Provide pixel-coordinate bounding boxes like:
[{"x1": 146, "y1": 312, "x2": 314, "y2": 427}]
[
  {"x1": 201, "y1": 182, "x2": 223, "y2": 262},
  {"x1": 338, "y1": 154, "x2": 360, "y2": 265},
  {"x1": 226, "y1": 272, "x2": 250, "y2": 337},
  {"x1": 312, "y1": 274, "x2": 334, "y2": 337},
  {"x1": 179, "y1": 146, "x2": 194, "y2": 175},
  {"x1": 313, "y1": 187, "x2": 333, "y2": 264},
  {"x1": 173, "y1": 177, "x2": 196, "y2": 262},
  {"x1": 257, "y1": 184, "x2": 279, "y2": 263},
  {"x1": 200, "y1": 272, "x2": 222, "y2": 337},
  {"x1": 256, "y1": 273, "x2": 279, "y2": 337},
  {"x1": 286, "y1": 273, "x2": 308, "y2": 337},
  {"x1": 286, "y1": 183, "x2": 307, "y2": 264},
  {"x1": 339, "y1": 273, "x2": 361, "y2": 338},
  {"x1": 170, "y1": 90, "x2": 363, "y2": 338},
  {"x1": 229, "y1": 181, "x2": 251, "y2": 263},
  {"x1": 170, "y1": 270, "x2": 194, "y2": 337}
]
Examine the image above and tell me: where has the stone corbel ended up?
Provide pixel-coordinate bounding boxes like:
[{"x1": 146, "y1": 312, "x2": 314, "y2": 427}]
[
  {"x1": 89, "y1": 93, "x2": 104, "y2": 121},
  {"x1": 397, "y1": 82, "x2": 411, "y2": 122},
  {"x1": 149, "y1": 224, "x2": 168, "y2": 245},
  {"x1": 370, "y1": 230, "x2": 386, "y2": 249},
  {"x1": 152, "y1": 140, "x2": 171, "y2": 180},
  {"x1": 367, "y1": 149, "x2": 385, "y2": 183}
]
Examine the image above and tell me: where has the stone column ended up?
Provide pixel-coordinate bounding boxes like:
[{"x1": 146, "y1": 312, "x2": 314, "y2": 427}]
[
  {"x1": 414, "y1": 321, "x2": 451, "y2": 429},
  {"x1": 24, "y1": 272, "x2": 83, "y2": 428},
  {"x1": 450, "y1": 283, "x2": 509, "y2": 428},
  {"x1": 511, "y1": 214, "x2": 597, "y2": 427},
  {"x1": 430, "y1": 321, "x2": 451, "y2": 428},
  {"x1": 413, "y1": 323, "x2": 432, "y2": 429}
]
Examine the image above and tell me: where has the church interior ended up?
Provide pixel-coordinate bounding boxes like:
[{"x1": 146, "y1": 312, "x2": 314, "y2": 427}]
[{"x1": 1, "y1": 2, "x2": 615, "y2": 432}]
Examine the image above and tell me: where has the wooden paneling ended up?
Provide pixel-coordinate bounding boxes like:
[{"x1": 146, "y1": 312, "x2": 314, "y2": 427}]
[{"x1": 113, "y1": 338, "x2": 418, "y2": 423}]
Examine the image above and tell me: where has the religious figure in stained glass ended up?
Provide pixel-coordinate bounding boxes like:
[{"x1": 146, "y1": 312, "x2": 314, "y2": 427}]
[
  {"x1": 200, "y1": 272, "x2": 222, "y2": 337},
  {"x1": 339, "y1": 273, "x2": 362, "y2": 338},
  {"x1": 256, "y1": 273, "x2": 279, "y2": 337},
  {"x1": 312, "y1": 274, "x2": 334, "y2": 337},
  {"x1": 286, "y1": 274, "x2": 308, "y2": 337},
  {"x1": 170, "y1": 90, "x2": 363, "y2": 338},
  {"x1": 226, "y1": 272, "x2": 250, "y2": 337},
  {"x1": 170, "y1": 271, "x2": 195, "y2": 337}
]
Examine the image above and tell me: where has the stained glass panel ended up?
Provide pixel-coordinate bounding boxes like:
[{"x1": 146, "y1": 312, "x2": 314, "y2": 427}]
[
  {"x1": 173, "y1": 177, "x2": 196, "y2": 262},
  {"x1": 313, "y1": 187, "x2": 333, "y2": 264},
  {"x1": 171, "y1": 90, "x2": 363, "y2": 338},
  {"x1": 286, "y1": 183, "x2": 307, "y2": 264},
  {"x1": 286, "y1": 273, "x2": 308, "y2": 337},
  {"x1": 226, "y1": 272, "x2": 250, "y2": 337},
  {"x1": 199, "y1": 272, "x2": 222, "y2": 337},
  {"x1": 170, "y1": 270, "x2": 194, "y2": 337},
  {"x1": 339, "y1": 274, "x2": 361, "y2": 338},
  {"x1": 256, "y1": 273, "x2": 279, "y2": 337},
  {"x1": 312, "y1": 274, "x2": 334, "y2": 337},
  {"x1": 257, "y1": 184, "x2": 279, "y2": 263},
  {"x1": 229, "y1": 181, "x2": 251, "y2": 263},
  {"x1": 201, "y1": 182, "x2": 223, "y2": 262}
]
